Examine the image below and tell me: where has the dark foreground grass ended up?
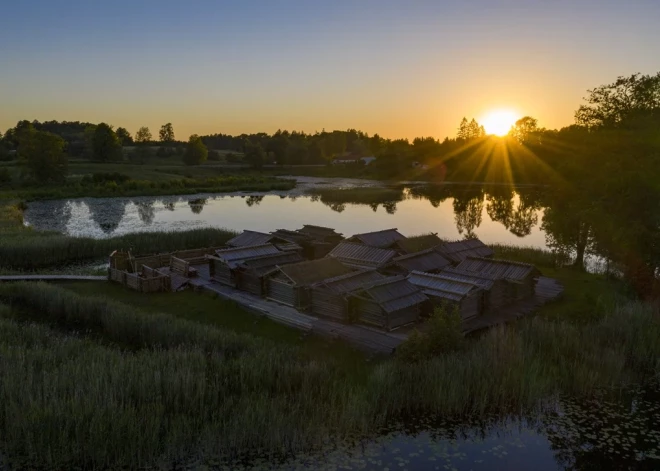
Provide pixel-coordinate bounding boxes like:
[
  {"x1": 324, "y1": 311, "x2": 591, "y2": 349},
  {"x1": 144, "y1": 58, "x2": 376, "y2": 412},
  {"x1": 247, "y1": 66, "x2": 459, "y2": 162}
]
[{"x1": 0, "y1": 283, "x2": 658, "y2": 469}]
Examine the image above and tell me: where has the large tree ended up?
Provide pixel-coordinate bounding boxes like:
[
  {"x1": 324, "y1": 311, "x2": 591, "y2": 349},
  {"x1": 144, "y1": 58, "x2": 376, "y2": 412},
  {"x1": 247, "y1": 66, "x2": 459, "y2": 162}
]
[
  {"x1": 244, "y1": 142, "x2": 265, "y2": 170},
  {"x1": 134, "y1": 126, "x2": 152, "y2": 143},
  {"x1": 575, "y1": 72, "x2": 660, "y2": 128},
  {"x1": 19, "y1": 128, "x2": 68, "y2": 183},
  {"x1": 509, "y1": 116, "x2": 540, "y2": 144},
  {"x1": 92, "y1": 123, "x2": 123, "y2": 162},
  {"x1": 159, "y1": 123, "x2": 175, "y2": 142},
  {"x1": 115, "y1": 127, "x2": 133, "y2": 145},
  {"x1": 182, "y1": 135, "x2": 208, "y2": 166}
]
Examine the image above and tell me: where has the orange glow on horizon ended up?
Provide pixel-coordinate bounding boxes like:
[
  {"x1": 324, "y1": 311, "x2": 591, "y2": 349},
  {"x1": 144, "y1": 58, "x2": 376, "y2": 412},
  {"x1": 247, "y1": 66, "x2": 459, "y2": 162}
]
[{"x1": 480, "y1": 109, "x2": 520, "y2": 136}]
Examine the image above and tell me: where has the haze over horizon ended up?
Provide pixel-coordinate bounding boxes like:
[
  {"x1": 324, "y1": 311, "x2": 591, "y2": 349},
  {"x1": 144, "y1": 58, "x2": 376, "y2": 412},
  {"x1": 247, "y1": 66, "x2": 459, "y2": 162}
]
[{"x1": 2, "y1": 0, "x2": 658, "y2": 140}]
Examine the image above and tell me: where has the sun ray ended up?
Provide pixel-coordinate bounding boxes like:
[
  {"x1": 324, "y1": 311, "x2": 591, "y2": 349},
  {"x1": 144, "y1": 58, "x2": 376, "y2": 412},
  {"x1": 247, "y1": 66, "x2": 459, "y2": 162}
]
[{"x1": 481, "y1": 109, "x2": 519, "y2": 136}]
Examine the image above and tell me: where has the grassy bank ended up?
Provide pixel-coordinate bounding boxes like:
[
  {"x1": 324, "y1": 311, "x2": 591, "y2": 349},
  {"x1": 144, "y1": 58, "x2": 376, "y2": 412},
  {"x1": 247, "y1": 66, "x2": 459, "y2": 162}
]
[
  {"x1": 0, "y1": 199, "x2": 236, "y2": 270},
  {"x1": 0, "y1": 283, "x2": 658, "y2": 469},
  {"x1": 307, "y1": 186, "x2": 404, "y2": 204}
]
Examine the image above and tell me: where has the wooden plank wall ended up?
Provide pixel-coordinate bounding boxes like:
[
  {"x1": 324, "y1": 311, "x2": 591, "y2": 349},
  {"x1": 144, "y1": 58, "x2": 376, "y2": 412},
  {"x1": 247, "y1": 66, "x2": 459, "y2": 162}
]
[{"x1": 310, "y1": 289, "x2": 346, "y2": 321}]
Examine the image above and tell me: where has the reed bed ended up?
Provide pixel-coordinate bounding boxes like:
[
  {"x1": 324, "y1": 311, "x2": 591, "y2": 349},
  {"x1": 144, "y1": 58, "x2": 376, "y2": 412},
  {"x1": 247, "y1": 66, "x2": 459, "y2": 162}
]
[{"x1": 0, "y1": 284, "x2": 658, "y2": 469}]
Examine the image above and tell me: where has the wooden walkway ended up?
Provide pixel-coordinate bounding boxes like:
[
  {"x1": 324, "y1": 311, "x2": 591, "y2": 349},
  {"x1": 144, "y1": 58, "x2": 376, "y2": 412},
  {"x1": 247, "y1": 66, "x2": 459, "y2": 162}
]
[{"x1": 0, "y1": 275, "x2": 107, "y2": 282}]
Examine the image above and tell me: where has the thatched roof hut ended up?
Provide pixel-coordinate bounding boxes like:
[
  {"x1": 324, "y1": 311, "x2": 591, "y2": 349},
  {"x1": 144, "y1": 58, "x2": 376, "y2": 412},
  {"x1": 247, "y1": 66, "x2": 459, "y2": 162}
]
[
  {"x1": 347, "y1": 228, "x2": 407, "y2": 249},
  {"x1": 348, "y1": 276, "x2": 427, "y2": 331},
  {"x1": 436, "y1": 239, "x2": 494, "y2": 264},
  {"x1": 328, "y1": 241, "x2": 398, "y2": 270},
  {"x1": 454, "y1": 257, "x2": 541, "y2": 302},
  {"x1": 395, "y1": 233, "x2": 443, "y2": 254},
  {"x1": 265, "y1": 258, "x2": 353, "y2": 309},
  {"x1": 389, "y1": 248, "x2": 451, "y2": 274},
  {"x1": 310, "y1": 270, "x2": 385, "y2": 322},
  {"x1": 407, "y1": 271, "x2": 483, "y2": 321}
]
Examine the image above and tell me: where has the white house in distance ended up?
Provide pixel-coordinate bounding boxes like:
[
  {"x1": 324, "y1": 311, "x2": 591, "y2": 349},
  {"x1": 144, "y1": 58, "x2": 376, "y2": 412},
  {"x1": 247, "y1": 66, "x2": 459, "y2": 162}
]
[{"x1": 332, "y1": 152, "x2": 376, "y2": 166}]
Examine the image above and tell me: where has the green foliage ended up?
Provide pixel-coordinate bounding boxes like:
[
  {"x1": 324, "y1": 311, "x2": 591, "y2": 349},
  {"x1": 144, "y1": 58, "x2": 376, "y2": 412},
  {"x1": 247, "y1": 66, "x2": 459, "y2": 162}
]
[
  {"x1": 158, "y1": 122, "x2": 175, "y2": 142},
  {"x1": 182, "y1": 134, "x2": 208, "y2": 166},
  {"x1": 18, "y1": 128, "x2": 68, "y2": 183},
  {"x1": 244, "y1": 142, "x2": 265, "y2": 170},
  {"x1": 207, "y1": 149, "x2": 221, "y2": 161},
  {"x1": 225, "y1": 152, "x2": 241, "y2": 163},
  {"x1": 92, "y1": 123, "x2": 123, "y2": 162},
  {"x1": 0, "y1": 168, "x2": 10, "y2": 185},
  {"x1": 115, "y1": 126, "x2": 133, "y2": 145},
  {"x1": 134, "y1": 126, "x2": 152, "y2": 143},
  {"x1": 128, "y1": 145, "x2": 153, "y2": 164},
  {"x1": 396, "y1": 306, "x2": 465, "y2": 362}
]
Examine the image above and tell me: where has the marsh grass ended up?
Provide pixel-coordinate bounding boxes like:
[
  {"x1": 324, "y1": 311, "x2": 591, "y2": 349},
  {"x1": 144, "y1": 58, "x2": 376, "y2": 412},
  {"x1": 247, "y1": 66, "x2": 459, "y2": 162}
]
[{"x1": 0, "y1": 283, "x2": 658, "y2": 469}]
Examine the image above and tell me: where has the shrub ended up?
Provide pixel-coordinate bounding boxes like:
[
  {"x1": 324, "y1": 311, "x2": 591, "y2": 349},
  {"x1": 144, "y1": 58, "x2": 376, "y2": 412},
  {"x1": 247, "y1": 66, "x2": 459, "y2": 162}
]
[
  {"x1": 207, "y1": 150, "x2": 221, "y2": 161},
  {"x1": 0, "y1": 168, "x2": 11, "y2": 185},
  {"x1": 396, "y1": 305, "x2": 464, "y2": 362},
  {"x1": 91, "y1": 172, "x2": 131, "y2": 184}
]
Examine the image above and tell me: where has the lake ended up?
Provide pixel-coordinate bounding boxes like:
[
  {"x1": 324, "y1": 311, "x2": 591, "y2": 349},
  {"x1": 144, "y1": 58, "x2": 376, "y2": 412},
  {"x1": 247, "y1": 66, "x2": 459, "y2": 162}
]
[{"x1": 24, "y1": 178, "x2": 549, "y2": 249}]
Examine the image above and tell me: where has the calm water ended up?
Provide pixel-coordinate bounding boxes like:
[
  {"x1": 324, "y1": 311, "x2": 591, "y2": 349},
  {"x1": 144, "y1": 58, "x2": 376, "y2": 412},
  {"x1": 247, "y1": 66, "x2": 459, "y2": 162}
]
[{"x1": 24, "y1": 183, "x2": 548, "y2": 250}]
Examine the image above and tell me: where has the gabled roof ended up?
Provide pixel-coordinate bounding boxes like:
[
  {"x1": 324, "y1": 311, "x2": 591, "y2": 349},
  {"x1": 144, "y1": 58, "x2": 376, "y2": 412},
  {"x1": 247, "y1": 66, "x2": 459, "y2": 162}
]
[
  {"x1": 271, "y1": 229, "x2": 313, "y2": 243},
  {"x1": 352, "y1": 276, "x2": 428, "y2": 313},
  {"x1": 312, "y1": 269, "x2": 385, "y2": 294},
  {"x1": 328, "y1": 241, "x2": 398, "y2": 269},
  {"x1": 214, "y1": 244, "x2": 281, "y2": 268},
  {"x1": 437, "y1": 267, "x2": 496, "y2": 290},
  {"x1": 455, "y1": 257, "x2": 540, "y2": 281},
  {"x1": 435, "y1": 239, "x2": 494, "y2": 263},
  {"x1": 297, "y1": 224, "x2": 343, "y2": 239},
  {"x1": 408, "y1": 270, "x2": 483, "y2": 302},
  {"x1": 237, "y1": 251, "x2": 305, "y2": 276},
  {"x1": 226, "y1": 230, "x2": 273, "y2": 247},
  {"x1": 392, "y1": 249, "x2": 451, "y2": 273},
  {"x1": 348, "y1": 229, "x2": 407, "y2": 248},
  {"x1": 396, "y1": 233, "x2": 443, "y2": 254},
  {"x1": 275, "y1": 258, "x2": 353, "y2": 286}
]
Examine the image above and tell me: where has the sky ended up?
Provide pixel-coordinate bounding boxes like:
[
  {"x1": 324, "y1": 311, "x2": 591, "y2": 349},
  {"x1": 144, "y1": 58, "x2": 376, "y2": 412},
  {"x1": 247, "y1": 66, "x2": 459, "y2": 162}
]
[{"x1": 1, "y1": 0, "x2": 659, "y2": 140}]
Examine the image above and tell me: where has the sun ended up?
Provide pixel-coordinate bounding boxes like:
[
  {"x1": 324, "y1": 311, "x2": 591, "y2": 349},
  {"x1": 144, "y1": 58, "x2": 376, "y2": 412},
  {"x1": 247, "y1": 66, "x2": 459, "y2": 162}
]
[{"x1": 480, "y1": 109, "x2": 520, "y2": 136}]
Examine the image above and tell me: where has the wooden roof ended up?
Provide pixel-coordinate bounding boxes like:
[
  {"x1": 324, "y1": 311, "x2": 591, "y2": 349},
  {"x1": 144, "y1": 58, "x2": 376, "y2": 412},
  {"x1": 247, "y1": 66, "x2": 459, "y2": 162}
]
[
  {"x1": 297, "y1": 224, "x2": 343, "y2": 239},
  {"x1": 270, "y1": 229, "x2": 313, "y2": 243},
  {"x1": 392, "y1": 249, "x2": 451, "y2": 273},
  {"x1": 455, "y1": 257, "x2": 540, "y2": 281},
  {"x1": 437, "y1": 267, "x2": 496, "y2": 290},
  {"x1": 348, "y1": 228, "x2": 406, "y2": 248},
  {"x1": 396, "y1": 233, "x2": 443, "y2": 254},
  {"x1": 352, "y1": 276, "x2": 428, "y2": 314},
  {"x1": 408, "y1": 270, "x2": 483, "y2": 302},
  {"x1": 214, "y1": 244, "x2": 281, "y2": 268},
  {"x1": 312, "y1": 269, "x2": 385, "y2": 294},
  {"x1": 328, "y1": 241, "x2": 398, "y2": 269},
  {"x1": 435, "y1": 239, "x2": 494, "y2": 263},
  {"x1": 237, "y1": 251, "x2": 305, "y2": 276},
  {"x1": 226, "y1": 230, "x2": 273, "y2": 247},
  {"x1": 274, "y1": 258, "x2": 353, "y2": 286}
]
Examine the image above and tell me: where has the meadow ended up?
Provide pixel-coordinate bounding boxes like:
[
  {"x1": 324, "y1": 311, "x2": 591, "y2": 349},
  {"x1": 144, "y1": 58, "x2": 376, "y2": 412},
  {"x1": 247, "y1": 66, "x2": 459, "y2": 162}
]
[{"x1": 0, "y1": 282, "x2": 658, "y2": 469}]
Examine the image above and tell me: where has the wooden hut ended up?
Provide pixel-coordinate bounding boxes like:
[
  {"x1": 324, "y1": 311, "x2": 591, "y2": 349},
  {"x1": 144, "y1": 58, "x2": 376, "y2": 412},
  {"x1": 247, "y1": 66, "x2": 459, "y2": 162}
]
[
  {"x1": 234, "y1": 251, "x2": 305, "y2": 296},
  {"x1": 347, "y1": 228, "x2": 407, "y2": 249},
  {"x1": 395, "y1": 233, "x2": 443, "y2": 254},
  {"x1": 296, "y1": 224, "x2": 344, "y2": 244},
  {"x1": 209, "y1": 244, "x2": 281, "y2": 286},
  {"x1": 439, "y1": 267, "x2": 509, "y2": 313},
  {"x1": 226, "y1": 230, "x2": 302, "y2": 253},
  {"x1": 310, "y1": 270, "x2": 385, "y2": 322},
  {"x1": 266, "y1": 258, "x2": 353, "y2": 309},
  {"x1": 348, "y1": 276, "x2": 427, "y2": 331},
  {"x1": 270, "y1": 229, "x2": 331, "y2": 259},
  {"x1": 407, "y1": 271, "x2": 483, "y2": 321},
  {"x1": 389, "y1": 248, "x2": 451, "y2": 275},
  {"x1": 454, "y1": 257, "x2": 541, "y2": 302},
  {"x1": 436, "y1": 239, "x2": 494, "y2": 264},
  {"x1": 328, "y1": 241, "x2": 398, "y2": 270}
]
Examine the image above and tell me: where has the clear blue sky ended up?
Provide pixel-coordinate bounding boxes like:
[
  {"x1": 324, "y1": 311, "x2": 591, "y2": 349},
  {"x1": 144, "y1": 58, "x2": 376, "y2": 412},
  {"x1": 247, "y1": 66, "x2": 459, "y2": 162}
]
[{"x1": 1, "y1": 0, "x2": 658, "y2": 140}]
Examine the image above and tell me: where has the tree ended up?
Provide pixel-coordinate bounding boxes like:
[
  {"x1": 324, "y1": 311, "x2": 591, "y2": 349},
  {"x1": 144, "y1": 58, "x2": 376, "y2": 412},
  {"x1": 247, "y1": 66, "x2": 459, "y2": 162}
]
[
  {"x1": 468, "y1": 119, "x2": 485, "y2": 139},
  {"x1": 92, "y1": 123, "x2": 123, "y2": 162},
  {"x1": 183, "y1": 134, "x2": 208, "y2": 166},
  {"x1": 19, "y1": 129, "x2": 68, "y2": 183},
  {"x1": 159, "y1": 123, "x2": 175, "y2": 142},
  {"x1": 244, "y1": 142, "x2": 265, "y2": 170},
  {"x1": 115, "y1": 127, "x2": 133, "y2": 145},
  {"x1": 457, "y1": 117, "x2": 470, "y2": 140},
  {"x1": 509, "y1": 116, "x2": 540, "y2": 143},
  {"x1": 575, "y1": 72, "x2": 660, "y2": 128},
  {"x1": 128, "y1": 146, "x2": 152, "y2": 165},
  {"x1": 134, "y1": 126, "x2": 152, "y2": 143}
]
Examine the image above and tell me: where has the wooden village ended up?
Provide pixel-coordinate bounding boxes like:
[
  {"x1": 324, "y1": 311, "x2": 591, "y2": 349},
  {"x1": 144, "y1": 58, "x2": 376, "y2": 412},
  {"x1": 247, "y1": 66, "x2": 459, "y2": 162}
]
[{"x1": 109, "y1": 226, "x2": 563, "y2": 353}]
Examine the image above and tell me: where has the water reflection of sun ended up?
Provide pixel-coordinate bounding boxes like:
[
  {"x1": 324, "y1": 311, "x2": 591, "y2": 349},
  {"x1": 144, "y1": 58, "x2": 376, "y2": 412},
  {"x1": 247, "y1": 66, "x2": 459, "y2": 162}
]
[{"x1": 481, "y1": 109, "x2": 520, "y2": 136}]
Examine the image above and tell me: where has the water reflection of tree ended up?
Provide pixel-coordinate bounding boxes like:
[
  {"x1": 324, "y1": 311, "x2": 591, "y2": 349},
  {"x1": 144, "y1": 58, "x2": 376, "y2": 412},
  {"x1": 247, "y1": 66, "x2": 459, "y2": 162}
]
[
  {"x1": 188, "y1": 198, "x2": 207, "y2": 214},
  {"x1": 163, "y1": 202, "x2": 176, "y2": 211},
  {"x1": 135, "y1": 200, "x2": 156, "y2": 225},
  {"x1": 486, "y1": 188, "x2": 541, "y2": 237},
  {"x1": 245, "y1": 195, "x2": 264, "y2": 207},
  {"x1": 382, "y1": 201, "x2": 397, "y2": 214},
  {"x1": 86, "y1": 199, "x2": 127, "y2": 234},
  {"x1": 47, "y1": 200, "x2": 72, "y2": 234},
  {"x1": 453, "y1": 191, "x2": 484, "y2": 239},
  {"x1": 408, "y1": 185, "x2": 452, "y2": 208},
  {"x1": 327, "y1": 202, "x2": 346, "y2": 213}
]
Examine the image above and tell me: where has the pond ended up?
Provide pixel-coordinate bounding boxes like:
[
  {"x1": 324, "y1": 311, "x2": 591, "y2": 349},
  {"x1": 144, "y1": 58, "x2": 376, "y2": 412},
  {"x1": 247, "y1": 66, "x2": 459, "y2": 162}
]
[
  {"x1": 198, "y1": 383, "x2": 660, "y2": 470},
  {"x1": 24, "y1": 178, "x2": 548, "y2": 247}
]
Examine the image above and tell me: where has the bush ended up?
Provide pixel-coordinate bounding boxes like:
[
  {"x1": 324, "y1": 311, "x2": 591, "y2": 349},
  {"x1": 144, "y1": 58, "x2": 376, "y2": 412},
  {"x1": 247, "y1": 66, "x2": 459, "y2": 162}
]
[
  {"x1": 207, "y1": 150, "x2": 221, "y2": 161},
  {"x1": 0, "y1": 168, "x2": 11, "y2": 185},
  {"x1": 396, "y1": 305, "x2": 465, "y2": 362},
  {"x1": 225, "y1": 152, "x2": 242, "y2": 163},
  {"x1": 90, "y1": 172, "x2": 131, "y2": 184}
]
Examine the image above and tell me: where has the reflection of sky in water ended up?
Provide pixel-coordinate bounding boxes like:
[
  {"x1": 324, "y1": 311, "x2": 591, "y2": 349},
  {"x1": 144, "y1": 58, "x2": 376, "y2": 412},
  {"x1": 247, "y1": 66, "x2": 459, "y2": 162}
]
[{"x1": 24, "y1": 193, "x2": 549, "y2": 249}]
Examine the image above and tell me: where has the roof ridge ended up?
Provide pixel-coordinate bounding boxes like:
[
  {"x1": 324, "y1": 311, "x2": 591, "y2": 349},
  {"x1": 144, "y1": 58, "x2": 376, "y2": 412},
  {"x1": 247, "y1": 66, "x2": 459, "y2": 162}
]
[
  {"x1": 393, "y1": 248, "x2": 438, "y2": 261},
  {"x1": 466, "y1": 256, "x2": 535, "y2": 268},
  {"x1": 408, "y1": 270, "x2": 479, "y2": 289}
]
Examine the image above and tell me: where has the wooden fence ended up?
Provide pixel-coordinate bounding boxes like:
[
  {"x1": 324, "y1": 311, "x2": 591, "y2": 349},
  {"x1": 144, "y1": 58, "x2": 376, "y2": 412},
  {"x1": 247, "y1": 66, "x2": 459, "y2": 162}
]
[{"x1": 108, "y1": 268, "x2": 171, "y2": 293}]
